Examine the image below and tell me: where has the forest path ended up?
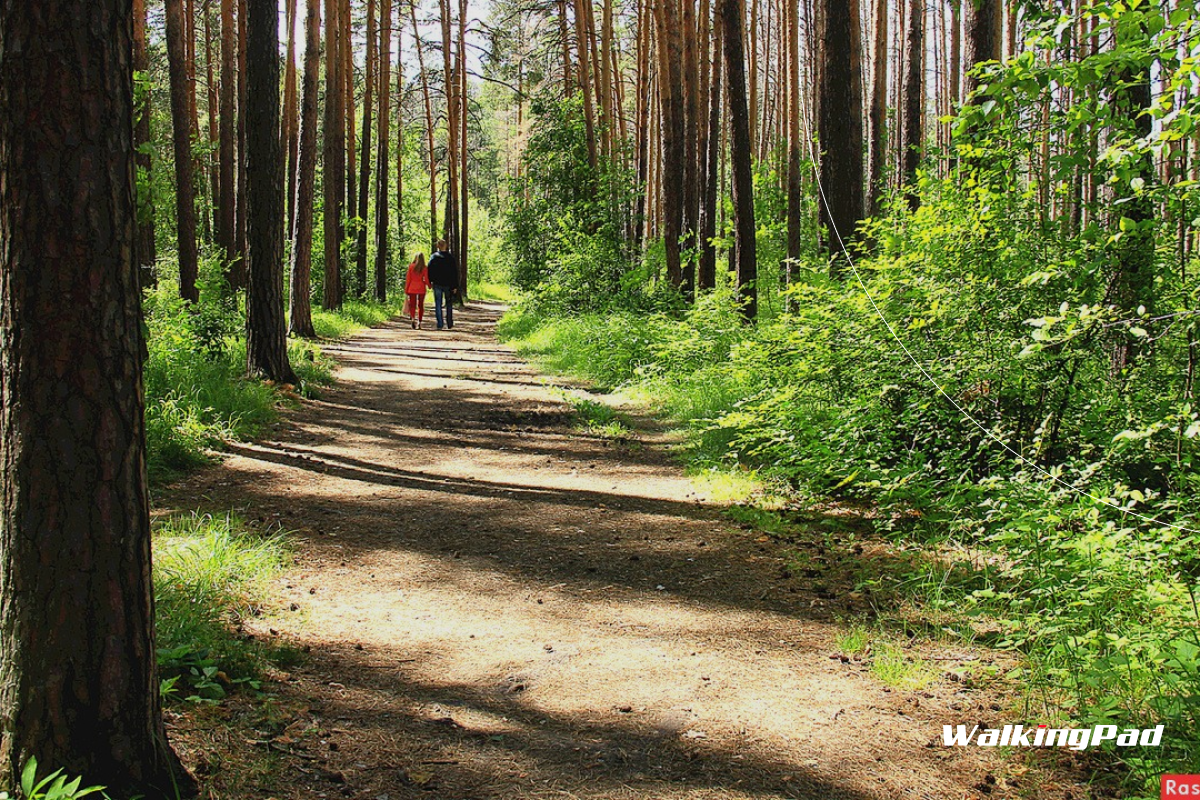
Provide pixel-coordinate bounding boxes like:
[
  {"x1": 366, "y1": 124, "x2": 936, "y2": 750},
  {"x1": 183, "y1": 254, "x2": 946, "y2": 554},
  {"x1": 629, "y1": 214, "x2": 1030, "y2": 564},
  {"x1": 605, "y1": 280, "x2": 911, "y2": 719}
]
[{"x1": 161, "y1": 303, "x2": 1056, "y2": 800}]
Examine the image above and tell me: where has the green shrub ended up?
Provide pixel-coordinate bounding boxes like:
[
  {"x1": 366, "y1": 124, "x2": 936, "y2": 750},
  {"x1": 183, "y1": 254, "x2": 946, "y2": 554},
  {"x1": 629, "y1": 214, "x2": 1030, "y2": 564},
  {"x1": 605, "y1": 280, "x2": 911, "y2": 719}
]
[
  {"x1": 154, "y1": 513, "x2": 290, "y2": 702},
  {"x1": 496, "y1": 179, "x2": 1200, "y2": 788}
]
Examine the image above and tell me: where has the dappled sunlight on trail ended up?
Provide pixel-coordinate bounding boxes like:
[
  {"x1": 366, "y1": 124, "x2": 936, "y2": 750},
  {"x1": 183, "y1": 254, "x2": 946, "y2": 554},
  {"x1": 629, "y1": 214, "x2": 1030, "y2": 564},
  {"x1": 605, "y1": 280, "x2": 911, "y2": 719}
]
[{"x1": 160, "y1": 303, "x2": 1058, "y2": 800}]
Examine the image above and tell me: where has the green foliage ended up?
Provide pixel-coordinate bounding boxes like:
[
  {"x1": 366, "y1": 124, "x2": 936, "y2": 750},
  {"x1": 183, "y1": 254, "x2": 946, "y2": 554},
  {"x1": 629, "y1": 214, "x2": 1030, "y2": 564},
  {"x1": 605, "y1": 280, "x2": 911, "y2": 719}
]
[
  {"x1": 143, "y1": 278, "x2": 406, "y2": 479},
  {"x1": 143, "y1": 281, "x2": 277, "y2": 480},
  {"x1": 562, "y1": 394, "x2": 632, "y2": 439},
  {"x1": 154, "y1": 513, "x2": 290, "y2": 703},
  {"x1": 504, "y1": 94, "x2": 647, "y2": 312},
  {"x1": 311, "y1": 298, "x2": 407, "y2": 340},
  {"x1": 499, "y1": 165, "x2": 1200, "y2": 785},
  {"x1": 0, "y1": 759, "x2": 108, "y2": 800}
]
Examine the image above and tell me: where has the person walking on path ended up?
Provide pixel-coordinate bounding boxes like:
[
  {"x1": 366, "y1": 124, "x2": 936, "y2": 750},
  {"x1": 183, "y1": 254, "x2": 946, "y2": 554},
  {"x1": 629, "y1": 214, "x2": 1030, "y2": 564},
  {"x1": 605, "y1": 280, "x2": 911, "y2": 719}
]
[
  {"x1": 404, "y1": 253, "x2": 432, "y2": 329},
  {"x1": 427, "y1": 239, "x2": 459, "y2": 330}
]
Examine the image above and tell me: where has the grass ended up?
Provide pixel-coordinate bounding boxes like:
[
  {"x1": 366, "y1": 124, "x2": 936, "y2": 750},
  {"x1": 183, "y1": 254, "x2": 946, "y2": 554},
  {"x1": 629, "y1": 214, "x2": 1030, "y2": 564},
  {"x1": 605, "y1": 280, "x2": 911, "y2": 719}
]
[
  {"x1": 835, "y1": 623, "x2": 871, "y2": 657},
  {"x1": 144, "y1": 282, "x2": 404, "y2": 482},
  {"x1": 834, "y1": 622, "x2": 934, "y2": 690},
  {"x1": 311, "y1": 298, "x2": 407, "y2": 340},
  {"x1": 469, "y1": 281, "x2": 518, "y2": 303},
  {"x1": 154, "y1": 512, "x2": 293, "y2": 702},
  {"x1": 869, "y1": 641, "x2": 935, "y2": 691},
  {"x1": 563, "y1": 394, "x2": 633, "y2": 439}
]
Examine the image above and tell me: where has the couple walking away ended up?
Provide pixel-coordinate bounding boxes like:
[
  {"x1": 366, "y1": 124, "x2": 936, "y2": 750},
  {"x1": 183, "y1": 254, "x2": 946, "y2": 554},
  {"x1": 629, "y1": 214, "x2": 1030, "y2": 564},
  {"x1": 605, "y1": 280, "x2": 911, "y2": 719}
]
[{"x1": 404, "y1": 240, "x2": 458, "y2": 331}]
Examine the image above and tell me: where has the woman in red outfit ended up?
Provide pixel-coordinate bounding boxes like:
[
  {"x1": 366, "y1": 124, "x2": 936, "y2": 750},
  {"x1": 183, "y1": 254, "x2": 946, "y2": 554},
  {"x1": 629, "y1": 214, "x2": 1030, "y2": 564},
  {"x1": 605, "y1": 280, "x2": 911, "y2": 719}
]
[{"x1": 404, "y1": 253, "x2": 432, "y2": 329}]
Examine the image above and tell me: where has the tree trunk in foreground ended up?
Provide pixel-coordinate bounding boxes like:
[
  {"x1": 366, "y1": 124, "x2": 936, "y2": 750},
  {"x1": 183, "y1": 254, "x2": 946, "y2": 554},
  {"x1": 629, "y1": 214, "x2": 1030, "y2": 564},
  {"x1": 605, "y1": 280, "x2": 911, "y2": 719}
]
[
  {"x1": 0, "y1": 0, "x2": 194, "y2": 793},
  {"x1": 246, "y1": 0, "x2": 297, "y2": 383}
]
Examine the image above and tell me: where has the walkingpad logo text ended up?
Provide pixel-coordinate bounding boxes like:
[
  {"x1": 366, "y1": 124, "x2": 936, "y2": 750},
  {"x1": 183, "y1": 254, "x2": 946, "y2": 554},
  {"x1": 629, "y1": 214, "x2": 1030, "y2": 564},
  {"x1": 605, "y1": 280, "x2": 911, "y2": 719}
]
[{"x1": 942, "y1": 724, "x2": 1164, "y2": 751}]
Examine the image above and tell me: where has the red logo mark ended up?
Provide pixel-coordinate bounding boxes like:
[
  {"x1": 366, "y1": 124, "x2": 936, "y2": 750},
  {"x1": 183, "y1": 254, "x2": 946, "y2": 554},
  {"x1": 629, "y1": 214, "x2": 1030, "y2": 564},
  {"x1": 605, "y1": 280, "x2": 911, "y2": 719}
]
[{"x1": 1162, "y1": 775, "x2": 1200, "y2": 799}]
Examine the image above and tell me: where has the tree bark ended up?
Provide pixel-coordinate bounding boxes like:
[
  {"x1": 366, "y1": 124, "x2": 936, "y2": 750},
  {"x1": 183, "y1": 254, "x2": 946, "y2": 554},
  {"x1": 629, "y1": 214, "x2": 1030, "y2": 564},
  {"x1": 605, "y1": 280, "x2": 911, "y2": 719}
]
[
  {"x1": 375, "y1": 0, "x2": 392, "y2": 301},
  {"x1": 785, "y1": 0, "x2": 802, "y2": 291},
  {"x1": 439, "y1": 0, "x2": 459, "y2": 255},
  {"x1": 165, "y1": 0, "x2": 200, "y2": 301},
  {"x1": 219, "y1": 0, "x2": 240, "y2": 286},
  {"x1": 698, "y1": 6, "x2": 723, "y2": 291},
  {"x1": 356, "y1": 0, "x2": 377, "y2": 296},
  {"x1": 655, "y1": 0, "x2": 686, "y2": 288},
  {"x1": 817, "y1": 0, "x2": 865, "y2": 273},
  {"x1": 290, "y1": 0, "x2": 321, "y2": 337},
  {"x1": 950, "y1": 0, "x2": 961, "y2": 107},
  {"x1": 411, "y1": 0, "x2": 438, "y2": 251},
  {"x1": 246, "y1": 0, "x2": 297, "y2": 383},
  {"x1": 133, "y1": 0, "x2": 158, "y2": 286},
  {"x1": 459, "y1": 0, "x2": 469, "y2": 296},
  {"x1": 721, "y1": 0, "x2": 757, "y2": 319},
  {"x1": 574, "y1": 0, "x2": 600, "y2": 173},
  {"x1": 868, "y1": 0, "x2": 888, "y2": 215},
  {"x1": 558, "y1": 0, "x2": 574, "y2": 96},
  {"x1": 395, "y1": 7, "x2": 405, "y2": 265},
  {"x1": 236, "y1": 0, "x2": 249, "y2": 282},
  {"x1": 681, "y1": 0, "x2": 701, "y2": 300},
  {"x1": 324, "y1": 0, "x2": 345, "y2": 308},
  {"x1": 283, "y1": 0, "x2": 300, "y2": 239},
  {"x1": 633, "y1": 0, "x2": 650, "y2": 248},
  {"x1": 901, "y1": 0, "x2": 923, "y2": 209},
  {"x1": 204, "y1": 0, "x2": 220, "y2": 239},
  {"x1": 344, "y1": 0, "x2": 357, "y2": 269},
  {"x1": 0, "y1": 0, "x2": 195, "y2": 792},
  {"x1": 963, "y1": 0, "x2": 1002, "y2": 101}
]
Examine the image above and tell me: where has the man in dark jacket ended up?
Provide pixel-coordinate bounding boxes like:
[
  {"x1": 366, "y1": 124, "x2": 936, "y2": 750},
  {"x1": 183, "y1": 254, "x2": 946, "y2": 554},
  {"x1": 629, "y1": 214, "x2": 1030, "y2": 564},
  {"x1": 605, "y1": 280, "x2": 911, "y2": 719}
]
[{"x1": 427, "y1": 239, "x2": 458, "y2": 330}]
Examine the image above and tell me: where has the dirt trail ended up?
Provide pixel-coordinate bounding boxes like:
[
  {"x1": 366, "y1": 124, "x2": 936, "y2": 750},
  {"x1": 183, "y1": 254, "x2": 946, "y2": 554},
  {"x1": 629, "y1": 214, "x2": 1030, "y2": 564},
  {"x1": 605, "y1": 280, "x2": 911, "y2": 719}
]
[{"x1": 161, "y1": 304, "x2": 1076, "y2": 800}]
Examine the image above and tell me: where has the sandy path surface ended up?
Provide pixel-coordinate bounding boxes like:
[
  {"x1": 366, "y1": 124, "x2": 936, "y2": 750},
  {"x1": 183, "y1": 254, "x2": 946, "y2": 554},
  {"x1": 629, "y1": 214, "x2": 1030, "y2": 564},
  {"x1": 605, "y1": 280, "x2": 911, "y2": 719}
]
[{"x1": 161, "y1": 303, "x2": 1076, "y2": 800}]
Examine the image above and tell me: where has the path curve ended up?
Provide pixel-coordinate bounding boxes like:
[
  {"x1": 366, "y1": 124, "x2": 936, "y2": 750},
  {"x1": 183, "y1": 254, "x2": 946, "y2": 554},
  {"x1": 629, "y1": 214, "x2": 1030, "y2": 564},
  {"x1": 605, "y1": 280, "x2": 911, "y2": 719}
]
[{"x1": 163, "y1": 303, "x2": 1058, "y2": 800}]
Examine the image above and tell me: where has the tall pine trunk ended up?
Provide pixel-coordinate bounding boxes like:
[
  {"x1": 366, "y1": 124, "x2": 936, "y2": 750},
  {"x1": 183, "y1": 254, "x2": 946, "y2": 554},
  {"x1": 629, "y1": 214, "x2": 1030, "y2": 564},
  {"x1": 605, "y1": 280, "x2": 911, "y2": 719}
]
[
  {"x1": 698, "y1": 8, "x2": 723, "y2": 291},
  {"x1": 459, "y1": 0, "x2": 469, "y2": 296},
  {"x1": 236, "y1": 0, "x2": 249, "y2": 282},
  {"x1": 722, "y1": 0, "x2": 756, "y2": 319},
  {"x1": 375, "y1": 0, "x2": 392, "y2": 301},
  {"x1": 246, "y1": 0, "x2": 297, "y2": 383},
  {"x1": 785, "y1": 0, "x2": 802, "y2": 295},
  {"x1": 655, "y1": 0, "x2": 686, "y2": 288},
  {"x1": 134, "y1": 0, "x2": 158, "y2": 286},
  {"x1": 0, "y1": 0, "x2": 194, "y2": 792},
  {"x1": 219, "y1": 0, "x2": 239, "y2": 286},
  {"x1": 283, "y1": 0, "x2": 300, "y2": 239},
  {"x1": 817, "y1": 0, "x2": 865, "y2": 274},
  {"x1": 165, "y1": 0, "x2": 200, "y2": 301},
  {"x1": 290, "y1": 0, "x2": 321, "y2": 337},
  {"x1": 963, "y1": 0, "x2": 1002, "y2": 100},
  {"x1": 324, "y1": 0, "x2": 345, "y2": 308},
  {"x1": 439, "y1": 0, "x2": 459, "y2": 253},
  {"x1": 357, "y1": 0, "x2": 377, "y2": 296},
  {"x1": 868, "y1": 0, "x2": 888, "y2": 214},
  {"x1": 901, "y1": 0, "x2": 923, "y2": 210}
]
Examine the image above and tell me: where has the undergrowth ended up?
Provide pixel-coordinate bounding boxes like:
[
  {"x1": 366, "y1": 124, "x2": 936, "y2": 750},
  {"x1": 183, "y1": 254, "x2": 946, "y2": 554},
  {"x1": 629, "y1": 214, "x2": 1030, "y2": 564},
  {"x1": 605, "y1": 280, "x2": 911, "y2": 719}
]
[
  {"x1": 154, "y1": 512, "x2": 293, "y2": 703},
  {"x1": 311, "y1": 297, "x2": 407, "y2": 340},
  {"x1": 498, "y1": 205, "x2": 1200, "y2": 792},
  {"x1": 144, "y1": 279, "x2": 405, "y2": 482}
]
